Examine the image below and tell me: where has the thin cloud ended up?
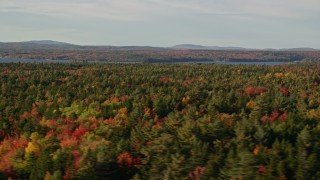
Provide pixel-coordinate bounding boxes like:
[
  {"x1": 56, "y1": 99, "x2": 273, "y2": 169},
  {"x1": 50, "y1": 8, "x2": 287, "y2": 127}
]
[
  {"x1": 0, "y1": 0, "x2": 319, "y2": 20},
  {"x1": 149, "y1": 0, "x2": 320, "y2": 18},
  {"x1": 0, "y1": 0, "x2": 156, "y2": 21},
  {"x1": 230, "y1": 0, "x2": 320, "y2": 18}
]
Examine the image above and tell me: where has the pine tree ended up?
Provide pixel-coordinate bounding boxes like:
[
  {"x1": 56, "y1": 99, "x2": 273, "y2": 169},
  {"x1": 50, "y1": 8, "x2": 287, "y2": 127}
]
[
  {"x1": 163, "y1": 153, "x2": 188, "y2": 180},
  {"x1": 296, "y1": 126, "x2": 312, "y2": 179}
]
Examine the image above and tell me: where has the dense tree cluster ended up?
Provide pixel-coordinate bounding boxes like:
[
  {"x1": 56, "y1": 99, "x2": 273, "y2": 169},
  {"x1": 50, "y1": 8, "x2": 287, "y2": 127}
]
[
  {"x1": 0, "y1": 63, "x2": 320, "y2": 179},
  {"x1": 1, "y1": 49, "x2": 319, "y2": 62}
]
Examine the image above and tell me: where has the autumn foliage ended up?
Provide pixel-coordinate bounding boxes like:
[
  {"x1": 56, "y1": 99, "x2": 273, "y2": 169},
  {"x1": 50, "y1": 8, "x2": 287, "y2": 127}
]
[
  {"x1": 245, "y1": 86, "x2": 268, "y2": 96},
  {"x1": 0, "y1": 62, "x2": 320, "y2": 179}
]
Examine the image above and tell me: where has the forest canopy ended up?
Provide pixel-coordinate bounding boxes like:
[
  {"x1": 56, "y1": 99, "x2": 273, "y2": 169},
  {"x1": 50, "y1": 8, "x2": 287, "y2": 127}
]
[{"x1": 0, "y1": 63, "x2": 320, "y2": 179}]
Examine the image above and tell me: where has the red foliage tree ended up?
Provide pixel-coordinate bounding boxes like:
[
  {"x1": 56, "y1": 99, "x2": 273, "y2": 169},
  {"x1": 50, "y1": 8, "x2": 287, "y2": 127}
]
[
  {"x1": 60, "y1": 137, "x2": 78, "y2": 148},
  {"x1": 117, "y1": 152, "x2": 141, "y2": 167},
  {"x1": 245, "y1": 86, "x2": 268, "y2": 96},
  {"x1": 188, "y1": 166, "x2": 206, "y2": 180},
  {"x1": 280, "y1": 87, "x2": 290, "y2": 96},
  {"x1": 72, "y1": 150, "x2": 81, "y2": 169},
  {"x1": 72, "y1": 124, "x2": 89, "y2": 139},
  {"x1": 261, "y1": 115, "x2": 269, "y2": 124},
  {"x1": 270, "y1": 111, "x2": 279, "y2": 122},
  {"x1": 257, "y1": 165, "x2": 266, "y2": 174},
  {"x1": 0, "y1": 137, "x2": 28, "y2": 177},
  {"x1": 279, "y1": 112, "x2": 288, "y2": 122}
]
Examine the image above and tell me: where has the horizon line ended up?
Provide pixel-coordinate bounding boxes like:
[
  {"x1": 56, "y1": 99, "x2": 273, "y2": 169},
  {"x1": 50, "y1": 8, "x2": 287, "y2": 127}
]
[{"x1": 1, "y1": 40, "x2": 319, "y2": 50}]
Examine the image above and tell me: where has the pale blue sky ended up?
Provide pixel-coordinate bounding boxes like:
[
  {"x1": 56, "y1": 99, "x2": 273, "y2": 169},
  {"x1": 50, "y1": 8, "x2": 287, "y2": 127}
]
[{"x1": 1, "y1": 0, "x2": 319, "y2": 48}]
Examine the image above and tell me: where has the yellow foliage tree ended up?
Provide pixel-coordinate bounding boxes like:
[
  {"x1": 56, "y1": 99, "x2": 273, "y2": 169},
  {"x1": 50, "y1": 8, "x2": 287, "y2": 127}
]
[
  {"x1": 307, "y1": 109, "x2": 320, "y2": 119},
  {"x1": 246, "y1": 100, "x2": 256, "y2": 109},
  {"x1": 25, "y1": 132, "x2": 41, "y2": 155},
  {"x1": 115, "y1": 108, "x2": 129, "y2": 127},
  {"x1": 25, "y1": 142, "x2": 41, "y2": 155},
  {"x1": 182, "y1": 96, "x2": 190, "y2": 104}
]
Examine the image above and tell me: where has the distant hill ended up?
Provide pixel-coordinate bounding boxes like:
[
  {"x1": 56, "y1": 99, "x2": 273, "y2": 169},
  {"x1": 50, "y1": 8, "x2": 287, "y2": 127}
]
[
  {"x1": 171, "y1": 44, "x2": 207, "y2": 50},
  {"x1": 0, "y1": 40, "x2": 163, "y2": 50},
  {"x1": 0, "y1": 40, "x2": 318, "y2": 51},
  {"x1": 171, "y1": 44, "x2": 320, "y2": 51},
  {"x1": 25, "y1": 40, "x2": 73, "y2": 45},
  {"x1": 0, "y1": 40, "x2": 80, "y2": 50},
  {"x1": 279, "y1": 48, "x2": 318, "y2": 51},
  {"x1": 171, "y1": 44, "x2": 247, "y2": 50},
  {"x1": 1, "y1": 40, "x2": 320, "y2": 62}
]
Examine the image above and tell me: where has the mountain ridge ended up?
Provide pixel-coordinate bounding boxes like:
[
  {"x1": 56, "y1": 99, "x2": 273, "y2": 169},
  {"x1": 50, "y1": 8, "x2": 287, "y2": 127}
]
[
  {"x1": 24, "y1": 40, "x2": 74, "y2": 45},
  {"x1": 0, "y1": 40, "x2": 318, "y2": 51},
  {"x1": 171, "y1": 44, "x2": 248, "y2": 50}
]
